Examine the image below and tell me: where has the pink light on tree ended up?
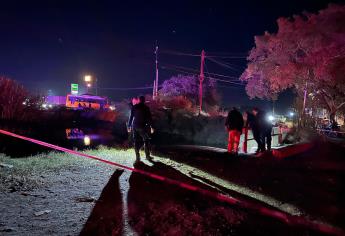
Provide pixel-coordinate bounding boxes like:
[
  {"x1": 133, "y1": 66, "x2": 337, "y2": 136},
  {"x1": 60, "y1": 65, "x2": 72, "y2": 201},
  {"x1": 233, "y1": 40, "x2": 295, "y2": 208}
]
[
  {"x1": 159, "y1": 74, "x2": 220, "y2": 110},
  {"x1": 241, "y1": 4, "x2": 345, "y2": 124}
]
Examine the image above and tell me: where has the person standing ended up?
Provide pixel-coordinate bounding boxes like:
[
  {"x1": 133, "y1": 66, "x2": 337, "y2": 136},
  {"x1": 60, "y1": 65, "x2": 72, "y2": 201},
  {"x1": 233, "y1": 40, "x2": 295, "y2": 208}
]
[
  {"x1": 225, "y1": 107, "x2": 244, "y2": 155},
  {"x1": 260, "y1": 110, "x2": 273, "y2": 152},
  {"x1": 128, "y1": 96, "x2": 153, "y2": 161},
  {"x1": 253, "y1": 108, "x2": 272, "y2": 153},
  {"x1": 246, "y1": 109, "x2": 262, "y2": 154}
]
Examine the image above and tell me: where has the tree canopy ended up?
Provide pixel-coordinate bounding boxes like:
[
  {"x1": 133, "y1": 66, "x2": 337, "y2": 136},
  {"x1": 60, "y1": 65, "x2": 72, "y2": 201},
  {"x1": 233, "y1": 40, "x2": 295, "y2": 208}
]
[
  {"x1": 241, "y1": 4, "x2": 345, "y2": 118},
  {"x1": 159, "y1": 74, "x2": 220, "y2": 108}
]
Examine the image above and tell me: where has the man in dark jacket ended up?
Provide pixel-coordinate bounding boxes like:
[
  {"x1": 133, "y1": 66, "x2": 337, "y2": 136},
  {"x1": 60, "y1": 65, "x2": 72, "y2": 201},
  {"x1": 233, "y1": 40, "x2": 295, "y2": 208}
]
[
  {"x1": 225, "y1": 107, "x2": 244, "y2": 154},
  {"x1": 260, "y1": 111, "x2": 273, "y2": 152},
  {"x1": 128, "y1": 96, "x2": 153, "y2": 161},
  {"x1": 252, "y1": 108, "x2": 272, "y2": 153}
]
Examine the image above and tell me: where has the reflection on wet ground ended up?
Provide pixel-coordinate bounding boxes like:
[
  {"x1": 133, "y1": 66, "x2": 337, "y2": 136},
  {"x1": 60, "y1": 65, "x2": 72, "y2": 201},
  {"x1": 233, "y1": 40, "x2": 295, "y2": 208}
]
[{"x1": 0, "y1": 123, "x2": 127, "y2": 157}]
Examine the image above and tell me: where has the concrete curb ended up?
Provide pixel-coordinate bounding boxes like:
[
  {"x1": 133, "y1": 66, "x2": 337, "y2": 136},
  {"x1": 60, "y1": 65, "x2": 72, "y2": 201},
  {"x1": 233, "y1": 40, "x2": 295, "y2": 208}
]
[{"x1": 272, "y1": 143, "x2": 314, "y2": 159}]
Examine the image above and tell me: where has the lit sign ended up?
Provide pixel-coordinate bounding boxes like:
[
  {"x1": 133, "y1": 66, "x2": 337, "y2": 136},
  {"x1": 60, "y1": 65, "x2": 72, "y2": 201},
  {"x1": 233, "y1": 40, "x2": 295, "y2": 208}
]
[{"x1": 71, "y1": 83, "x2": 78, "y2": 95}]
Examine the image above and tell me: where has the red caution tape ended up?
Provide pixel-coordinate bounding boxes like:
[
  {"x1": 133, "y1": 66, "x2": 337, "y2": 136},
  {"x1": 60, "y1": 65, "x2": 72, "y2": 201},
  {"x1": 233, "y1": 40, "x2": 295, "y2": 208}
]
[{"x1": 0, "y1": 129, "x2": 343, "y2": 236}]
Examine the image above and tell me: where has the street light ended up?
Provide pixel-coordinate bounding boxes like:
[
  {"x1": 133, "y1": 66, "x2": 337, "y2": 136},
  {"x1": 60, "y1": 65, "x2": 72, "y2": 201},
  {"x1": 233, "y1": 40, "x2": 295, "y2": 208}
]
[
  {"x1": 84, "y1": 74, "x2": 98, "y2": 95},
  {"x1": 84, "y1": 75, "x2": 92, "y2": 82},
  {"x1": 267, "y1": 115, "x2": 275, "y2": 122},
  {"x1": 84, "y1": 75, "x2": 92, "y2": 93}
]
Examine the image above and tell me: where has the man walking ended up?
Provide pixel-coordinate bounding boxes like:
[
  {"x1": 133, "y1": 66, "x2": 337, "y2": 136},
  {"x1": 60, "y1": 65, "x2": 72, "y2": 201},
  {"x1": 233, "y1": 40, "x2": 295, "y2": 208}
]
[
  {"x1": 128, "y1": 96, "x2": 153, "y2": 161},
  {"x1": 225, "y1": 107, "x2": 244, "y2": 155}
]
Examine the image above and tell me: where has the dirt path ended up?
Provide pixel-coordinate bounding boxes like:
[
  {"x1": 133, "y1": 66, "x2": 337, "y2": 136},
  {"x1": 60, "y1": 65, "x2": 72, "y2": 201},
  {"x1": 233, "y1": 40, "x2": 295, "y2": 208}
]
[
  {"x1": 1, "y1": 143, "x2": 343, "y2": 235},
  {"x1": 0, "y1": 161, "x2": 115, "y2": 235}
]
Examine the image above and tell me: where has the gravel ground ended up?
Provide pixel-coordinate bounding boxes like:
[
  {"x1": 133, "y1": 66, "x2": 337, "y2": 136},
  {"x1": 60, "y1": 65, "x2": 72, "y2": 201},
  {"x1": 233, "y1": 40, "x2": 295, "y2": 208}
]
[
  {"x1": 0, "y1": 149, "x2": 134, "y2": 236},
  {"x1": 1, "y1": 144, "x2": 342, "y2": 236}
]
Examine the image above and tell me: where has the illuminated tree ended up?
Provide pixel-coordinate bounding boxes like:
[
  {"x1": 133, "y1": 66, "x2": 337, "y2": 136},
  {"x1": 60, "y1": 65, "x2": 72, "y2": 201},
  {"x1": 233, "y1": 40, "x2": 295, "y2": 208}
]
[
  {"x1": 241, "y1": 4, "x2": 345, "y2": 123},
  {"x1": 159, "y1": 74, "x2": 220, "y2": 108},
  {"x1": 0, "y1": 76, "x2": 27, "y2": 119}
]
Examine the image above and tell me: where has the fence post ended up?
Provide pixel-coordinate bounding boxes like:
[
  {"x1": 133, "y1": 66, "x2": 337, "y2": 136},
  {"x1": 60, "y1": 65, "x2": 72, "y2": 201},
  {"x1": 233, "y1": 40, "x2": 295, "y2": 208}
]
[{"x1": 243, "y1": 128, "x2": 248, "y2": 153}]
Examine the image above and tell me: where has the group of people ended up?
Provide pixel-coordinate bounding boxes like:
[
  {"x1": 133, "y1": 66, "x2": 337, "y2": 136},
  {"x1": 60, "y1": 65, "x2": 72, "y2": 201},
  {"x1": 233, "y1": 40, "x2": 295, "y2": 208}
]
[
  {"x1": 127, "y1": 96, "x2": 273, "y2": 161},
  {"x1": 225, "y1": 107, "x2": 273, "y2": 155}
]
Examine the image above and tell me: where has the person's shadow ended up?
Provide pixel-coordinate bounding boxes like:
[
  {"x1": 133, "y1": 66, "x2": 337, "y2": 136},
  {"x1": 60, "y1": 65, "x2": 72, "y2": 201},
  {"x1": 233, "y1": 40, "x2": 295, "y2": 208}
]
[
  {"x1": 80, "y1": 169, "x2": 124, "y2": 236},
  {"x1": 126, "y1": 160, "x2": 211, "y2": 235},
  {"x1": 80, "y1": 159, "x2": 216, "y2": 236}
]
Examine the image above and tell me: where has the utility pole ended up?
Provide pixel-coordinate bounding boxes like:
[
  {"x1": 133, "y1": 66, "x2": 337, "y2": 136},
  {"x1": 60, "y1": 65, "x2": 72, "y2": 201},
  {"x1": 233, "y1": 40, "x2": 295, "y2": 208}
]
[
  {"x1": 199, "y1": 50, "x2": 205, "y2": 114},
  {"x1": 96, "y1": 77, "x2": 98, "y2": 96},
  {"x1": 153, "y1": 43, "x2": 159, "y2": 99},
  {"x1": 153, "y1": 80, "x2": 156, "y2": 98}
]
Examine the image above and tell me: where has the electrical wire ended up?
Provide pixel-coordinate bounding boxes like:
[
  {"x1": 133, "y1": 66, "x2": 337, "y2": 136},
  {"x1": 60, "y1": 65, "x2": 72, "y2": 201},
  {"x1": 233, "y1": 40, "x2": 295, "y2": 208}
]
[
  {"x1": 207, "y1": 57, "x2": 240, "y2": 71},
  {"x1": 162, "y1": 64, "x2": 200, "y2": 74},
  {"x1": 161, "y1": 49, "x2": 247, "y2": 59},
  {"x1": 99, "y1": 86, "x2": 157, "y2": 91},
  {"x1": 209, "y1": 77, "x2": 245, "y2": 85},
  {"x1": 204, "y1": 59, "x2": 211, "y2": 80},
  {"x1": 160, "y1": 65, "x2": 197, "y2": 77},
  {"x1": 160, "y1": 49, "x2": 200, "y2": 57},
  {"x1": 162, "y1": 64, "x2": 240, "y2": 80},
  {"x1": 209, "y1": 57, "x2": 244, "y2": 72},
  {"x1": 206, "y1": 55, "x2": 248, "y2": 59},
  {"x1": 161, "y1": 66, "x2": 245, "y2": 86},
  {"x1": 205, "y1": 51, "x2": 247, "y2": 56}
]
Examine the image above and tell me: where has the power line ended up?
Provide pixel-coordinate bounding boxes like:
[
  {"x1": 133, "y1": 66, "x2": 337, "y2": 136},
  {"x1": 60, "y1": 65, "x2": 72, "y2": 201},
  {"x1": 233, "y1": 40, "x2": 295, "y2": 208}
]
[
  {"x1": 99, "y1": 86, "x2": 157, "y2": 91},
  {"x1": 159, "y1": 49, "x2": 246, "y2": 87},
  {"x1": 206, "y1": 55, "x2": 248, "y2": 59},
  {"x1": 162, "y1": 64, "x2": 240, "y2": 80},
  {"x1": 162, "y1": 64, "x2": 199, "y2": 73},
  {"x1": 209, "y1": 77, "x2": 245, "y2": 85},
  {"x1": 203, "y1": 59, "x2": 243, "y2": 88},
  {"x1": 160, "y1": 49, "x2": 200, "y2": 57},
  {"x1": 206, "y1": 71, "x2": 239, "y2": 80},
  {"x1": 161, "y1": 49, "x2": 248, "y2": 59},
  {"x1": 161, "y1": 66, "x2": 245, "y2": 86},
  {"x1": 160, "y1": 65, "x2": 197, "y2": 76},
  {"x1": 205, "y1": 51, "x2": 247, "y2": 56},
  {"x1": 204, "y1": 59, "x2": 211, "y2": 79},
  {"x1": 207, "y1": 57, "x2": 240, "y2": 71},
  {"x1": 208, "y1": 57, "x2": 244, "y2": 72}
]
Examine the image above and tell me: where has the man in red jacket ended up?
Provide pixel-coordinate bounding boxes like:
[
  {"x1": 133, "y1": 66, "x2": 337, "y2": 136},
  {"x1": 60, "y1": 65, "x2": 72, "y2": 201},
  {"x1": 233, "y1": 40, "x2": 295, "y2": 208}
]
[{"x1": 225, "y1": 107, "x2": 244, "y2": 155}]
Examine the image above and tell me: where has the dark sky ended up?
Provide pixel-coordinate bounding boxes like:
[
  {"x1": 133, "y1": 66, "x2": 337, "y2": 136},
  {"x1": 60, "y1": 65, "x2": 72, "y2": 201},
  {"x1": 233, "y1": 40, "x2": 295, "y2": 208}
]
[{"x1": 0, "y1": 0, "x2": 343, "y2": 113}]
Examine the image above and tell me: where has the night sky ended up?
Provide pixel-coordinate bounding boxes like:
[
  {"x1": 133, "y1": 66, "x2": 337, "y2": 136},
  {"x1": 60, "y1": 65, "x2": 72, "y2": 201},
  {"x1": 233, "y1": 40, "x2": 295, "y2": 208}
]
[{"x1": 0, "y1": 0, "x2": 343, "y2": 113}]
